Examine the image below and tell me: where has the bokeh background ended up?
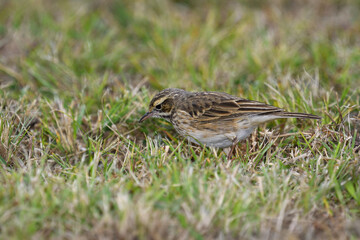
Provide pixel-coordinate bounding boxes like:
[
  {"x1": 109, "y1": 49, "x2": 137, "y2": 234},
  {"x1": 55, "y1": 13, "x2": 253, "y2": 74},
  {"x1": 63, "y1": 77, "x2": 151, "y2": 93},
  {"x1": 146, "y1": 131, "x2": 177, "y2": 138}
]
[{"x1": 1, "y1": 0, "x2": 359, "y2": 95}]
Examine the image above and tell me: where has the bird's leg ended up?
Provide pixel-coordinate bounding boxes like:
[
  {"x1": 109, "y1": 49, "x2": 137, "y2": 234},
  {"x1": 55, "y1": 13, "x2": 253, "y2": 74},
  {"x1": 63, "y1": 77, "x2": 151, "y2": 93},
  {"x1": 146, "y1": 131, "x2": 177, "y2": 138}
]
[{"x1": 226, "y1": 137, "x2": 239, "y2": 161}]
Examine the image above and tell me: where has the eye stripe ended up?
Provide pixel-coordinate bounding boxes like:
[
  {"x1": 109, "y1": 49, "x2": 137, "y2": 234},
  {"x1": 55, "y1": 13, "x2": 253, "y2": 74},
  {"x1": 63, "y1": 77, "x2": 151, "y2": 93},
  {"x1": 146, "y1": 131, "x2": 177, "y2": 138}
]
[{"x1": 152, "y1": 97, "x2": 168, "y2": 107}]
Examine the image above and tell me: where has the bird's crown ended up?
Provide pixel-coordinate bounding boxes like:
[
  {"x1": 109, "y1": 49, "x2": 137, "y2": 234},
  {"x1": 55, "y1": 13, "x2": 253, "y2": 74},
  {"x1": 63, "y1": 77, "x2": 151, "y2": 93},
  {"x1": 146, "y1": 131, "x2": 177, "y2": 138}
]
[{"x1": 148, "y1": 88, "x2": 184, "y2": 112}]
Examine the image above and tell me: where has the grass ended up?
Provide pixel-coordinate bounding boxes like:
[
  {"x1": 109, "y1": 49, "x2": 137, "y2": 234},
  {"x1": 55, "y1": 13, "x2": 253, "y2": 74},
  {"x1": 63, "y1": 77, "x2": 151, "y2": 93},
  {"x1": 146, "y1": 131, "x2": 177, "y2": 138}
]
[{"x1": 0, "y1": 0, "x2": 360, "y2": 239}]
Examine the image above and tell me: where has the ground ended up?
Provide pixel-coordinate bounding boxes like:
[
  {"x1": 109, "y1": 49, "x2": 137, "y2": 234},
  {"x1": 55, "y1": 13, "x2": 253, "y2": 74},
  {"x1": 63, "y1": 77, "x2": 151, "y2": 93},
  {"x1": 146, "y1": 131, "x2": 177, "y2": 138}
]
[{"x1": 0, "y1": 0, "x2": 359, "y2": 239}]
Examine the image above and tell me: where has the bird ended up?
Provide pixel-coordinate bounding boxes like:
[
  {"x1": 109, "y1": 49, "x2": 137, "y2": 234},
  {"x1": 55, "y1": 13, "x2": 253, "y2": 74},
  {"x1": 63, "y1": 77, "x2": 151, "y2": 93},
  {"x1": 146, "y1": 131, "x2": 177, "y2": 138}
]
[{"x1": 139, "y1": 88, "x2": 321, "y2": 159}]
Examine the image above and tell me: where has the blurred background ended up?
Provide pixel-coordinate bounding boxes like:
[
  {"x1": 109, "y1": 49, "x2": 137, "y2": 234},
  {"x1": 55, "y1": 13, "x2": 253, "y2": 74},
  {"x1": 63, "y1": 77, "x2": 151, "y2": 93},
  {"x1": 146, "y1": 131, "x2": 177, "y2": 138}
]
[{"x1": 1, "y1": 0, "x2": 359, "y2": 99}]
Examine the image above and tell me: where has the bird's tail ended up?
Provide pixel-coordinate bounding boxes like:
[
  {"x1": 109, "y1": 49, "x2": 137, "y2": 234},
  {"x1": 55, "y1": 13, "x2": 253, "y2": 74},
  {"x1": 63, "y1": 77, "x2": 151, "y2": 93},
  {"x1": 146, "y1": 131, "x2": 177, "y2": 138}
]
[{"x1": 274, "y1": 111, "x2": 321, "y2": 120}]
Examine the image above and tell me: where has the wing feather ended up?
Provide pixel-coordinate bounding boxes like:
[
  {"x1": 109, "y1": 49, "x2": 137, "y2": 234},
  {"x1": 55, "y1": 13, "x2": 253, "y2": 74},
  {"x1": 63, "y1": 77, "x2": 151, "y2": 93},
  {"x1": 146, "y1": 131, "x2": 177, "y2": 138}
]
[{"x1": 177, "y1": 92, "x2": 284, "y2": 122}]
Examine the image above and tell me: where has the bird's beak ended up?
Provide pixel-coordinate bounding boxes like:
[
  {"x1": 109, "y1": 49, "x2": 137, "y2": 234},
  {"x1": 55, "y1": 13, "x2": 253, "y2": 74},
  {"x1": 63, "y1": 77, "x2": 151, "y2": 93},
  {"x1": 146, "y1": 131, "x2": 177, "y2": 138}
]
[{"x1": 139, "y1": 111, "x2": 153, "y2": 123}]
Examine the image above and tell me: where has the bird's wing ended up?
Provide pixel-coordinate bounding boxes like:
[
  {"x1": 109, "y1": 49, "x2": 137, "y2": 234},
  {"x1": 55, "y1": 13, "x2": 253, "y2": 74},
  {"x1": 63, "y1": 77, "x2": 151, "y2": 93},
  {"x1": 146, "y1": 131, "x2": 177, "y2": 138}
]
[{"x1": 179, "y1": 92, "x2": 284, "y2": 122}]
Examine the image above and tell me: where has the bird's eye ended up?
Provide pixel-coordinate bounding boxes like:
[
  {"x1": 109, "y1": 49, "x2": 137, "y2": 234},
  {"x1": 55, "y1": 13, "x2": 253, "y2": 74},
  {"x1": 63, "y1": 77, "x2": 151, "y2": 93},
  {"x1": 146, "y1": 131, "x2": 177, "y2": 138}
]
[{"x1": 155, "y1": 104, "x2": 161, "y2": 110}]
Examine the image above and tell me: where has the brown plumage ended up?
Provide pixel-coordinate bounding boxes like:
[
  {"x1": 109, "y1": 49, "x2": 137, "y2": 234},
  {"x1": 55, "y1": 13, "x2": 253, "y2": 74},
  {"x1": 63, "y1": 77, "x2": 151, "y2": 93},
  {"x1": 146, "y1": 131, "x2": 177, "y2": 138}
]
[{"x1": 140, "y1": 88, "x2": 321, "y2": 159}]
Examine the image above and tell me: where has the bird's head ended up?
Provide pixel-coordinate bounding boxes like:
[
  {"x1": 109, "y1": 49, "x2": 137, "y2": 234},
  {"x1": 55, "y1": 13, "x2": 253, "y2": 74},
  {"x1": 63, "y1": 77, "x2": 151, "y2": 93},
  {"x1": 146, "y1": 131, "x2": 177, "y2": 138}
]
[{"x1": 139, "y1": 88, "x2": 184, "y2": 122}]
